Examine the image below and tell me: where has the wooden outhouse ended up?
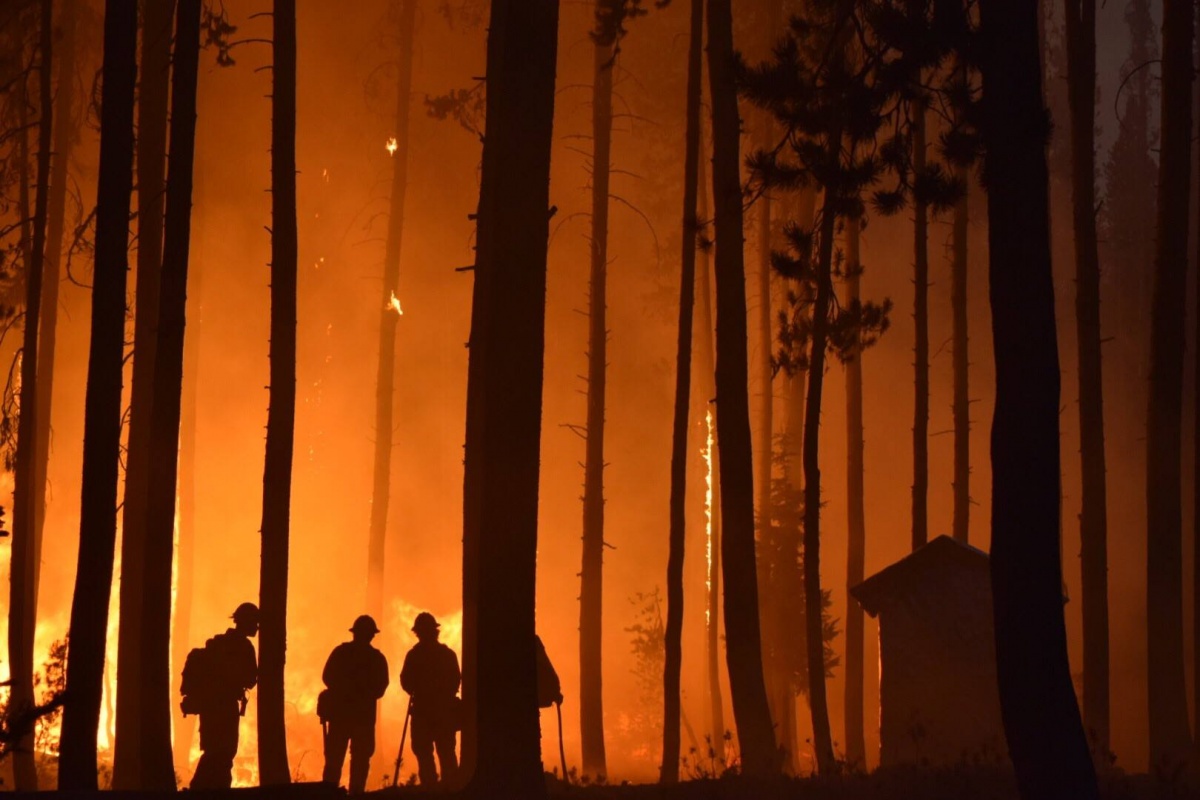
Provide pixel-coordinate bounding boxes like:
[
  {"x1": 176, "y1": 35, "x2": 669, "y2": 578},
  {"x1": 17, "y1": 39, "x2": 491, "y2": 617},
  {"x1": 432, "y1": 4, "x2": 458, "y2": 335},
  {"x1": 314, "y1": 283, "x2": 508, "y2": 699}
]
[{"x1": 850, "y1": 535, "x2": 1008, "y2": 767}]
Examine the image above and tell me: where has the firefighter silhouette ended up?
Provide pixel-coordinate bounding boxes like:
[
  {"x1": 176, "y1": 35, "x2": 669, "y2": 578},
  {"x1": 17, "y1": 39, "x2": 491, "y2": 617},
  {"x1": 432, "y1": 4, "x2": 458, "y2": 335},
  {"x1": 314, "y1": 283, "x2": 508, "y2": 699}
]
[
  {"x1": 399, "y1": 612, "x2": 460, "y2": 786},
  {"x1": 319, "y1": 614, "x2": 390, "y2": 793}
]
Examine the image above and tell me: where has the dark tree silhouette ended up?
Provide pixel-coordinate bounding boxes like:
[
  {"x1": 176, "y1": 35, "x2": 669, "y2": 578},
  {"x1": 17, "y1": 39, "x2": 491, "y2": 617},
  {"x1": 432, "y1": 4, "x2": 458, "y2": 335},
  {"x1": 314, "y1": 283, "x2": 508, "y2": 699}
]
[
  {"x1": 661, "y1": 0, "x2": 703, "y2": 783},
  {"x1": 137, "y1": 0, "x2": 202, "y2": 788},
  {"x1": 58, "y1": 0, "x2": 138, "y2": 788},
  {"x1": 843, "y1": 213, "x2": 865, "y2": 768},
  {"x1": 1145, "y1": 0, "x2": 1194, "y2": 771},
  {"x1": 910, "y1": 96, "x2": 928, "y2": 552},
  {"x1": 367, "y1": 0, "x2": 417, "y2": 621},
  {"x1": 706, "y1": 0, "x2": 778, "y2": 776},
  {"x1": 8, "y1": 0, "x2": 51, "y2": 788},
  {"x1": 461, "y1": 0, "x2": 559, "y2": 795},
  {"x1": 114, "y1": 0, "x2": 174, "y2": 788},
  {"x1": 1064, "y1": 0, "x2": 1110, "y2": 757},
  {"x1": 978, "y1": 0, "x2": 1101, "y2": 796},
  {"x1": 258, "y1": 0, "x2": 297, "y2": 784},
  {"x1": 950, "y1": 60, "x2": 970, "y2": 544}
]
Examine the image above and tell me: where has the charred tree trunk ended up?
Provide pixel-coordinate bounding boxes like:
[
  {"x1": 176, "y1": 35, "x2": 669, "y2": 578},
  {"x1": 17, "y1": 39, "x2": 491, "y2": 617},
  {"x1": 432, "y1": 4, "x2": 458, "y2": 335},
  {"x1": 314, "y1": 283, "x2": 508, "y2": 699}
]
[
  {"x1": 8, "y1": 0, "x2": 52, "y2": 789},
  {"x1": 843, "y1": 213, "x2": 866, "y2": 769},
  {"x1": 1145, "y1": 0, "x2": 1194, "y2": 770},
  {"x1": 1065, "y1": 0, "x2": 1110, "y2": 757},
  {"x1": 258, "y1": 0, "x2": 297, "y2": 784},
  {"x1": 979, "y1": 0, "x2": 1102, "y2": 796},
  {"x1": 113, "y1": 0, "x2": 174, "y2": 786},
  {"x1": 367, "y1": 0, "x2": 416, "y2": 621},
  {"x1": 580, "y1": 2, "x2": 616, "y2": 778},
  {"x1": 661, "y1": 0, "x2": 703, "y2": 783},
  {"x1": 950, "y1": 74, "x2": 970, "y2": 545},
  {"x1": 59, "y1": 0, "x2": 138, "y2": 787},
  {"x1": 138, "y1": 0, "x2": 201, "y2": 788},
  {"x1": 461, "y1": 1, "x2": 559, "y2": 795},
  {"x1": 911, "y1": 98, "x2": 929, "y2": 552},
  {"x1": 707, "y1": 0, "x2": 778, "y2": 776},
  {"x1": 695, "y1": 142, "x2": 726, "y2": 764}
]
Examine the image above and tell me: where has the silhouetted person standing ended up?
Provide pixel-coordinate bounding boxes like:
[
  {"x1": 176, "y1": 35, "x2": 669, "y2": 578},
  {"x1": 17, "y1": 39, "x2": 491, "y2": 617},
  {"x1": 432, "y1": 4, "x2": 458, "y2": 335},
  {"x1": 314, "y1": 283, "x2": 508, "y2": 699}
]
[
  {"x1": 321, "y1": 615, "x2": 390, "y2": 793},
  {"x1": 400, "y1": 612, "x2": 460, "y2": 786},
  {"x1": 190, "y1": 602, "x2": 259, "y2": 789}
]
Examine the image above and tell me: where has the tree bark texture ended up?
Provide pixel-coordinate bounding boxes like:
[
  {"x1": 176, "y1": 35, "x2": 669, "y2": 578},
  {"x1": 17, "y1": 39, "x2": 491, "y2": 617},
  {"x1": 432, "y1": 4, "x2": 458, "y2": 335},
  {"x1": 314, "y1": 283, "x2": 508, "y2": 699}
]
[
  {"x1": 707, "y1": 0, "x2": 778, "y2": 776},
  {"x1": 1065, "y1": 0, "x2": 1110, "y2": 758},
  {"x1": 8, "y1": 0, "x2": 52, "y2": 788},
  {"x1": 258, "y1": 0, "x2": 298, "y2": 784},
  {"x1": 580, "y1": 2, "x2": 616, "y2": 778},
  {"x1": 59, "y1": 0, "x2": 137, "y2": 787},
  {"x1": 113, "y1": 0, "x2": 174, "y2": 786},
  {"x1": 461, "y1": 1, "x2": 559, "y2": 795},
  {"x1": 980, "y1": 0, "x2": 1102, "y2": 795},
  {"x1": 1144, "y1": 0, "x2": 1195, "y2": 771},
  {"x1": 661, "y1": 0, "x2": 702, "y2": 783},
  {"x1": 367, "y1": 0, "x2": 417, "y2": 621}
]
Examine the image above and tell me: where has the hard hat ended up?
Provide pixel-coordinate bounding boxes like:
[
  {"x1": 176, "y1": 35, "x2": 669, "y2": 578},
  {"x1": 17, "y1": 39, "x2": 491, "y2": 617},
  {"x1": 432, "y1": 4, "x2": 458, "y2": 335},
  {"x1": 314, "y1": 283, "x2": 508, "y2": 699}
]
[
  {"x1": 232, "y1": 602, "x2": 260, "y2": 624},
  {"x1": 350, "y1": 614, "x2": 380, "y2": 635},
  {"x1": 412, "y1": 612, "x2": 440, "y2": 634}
]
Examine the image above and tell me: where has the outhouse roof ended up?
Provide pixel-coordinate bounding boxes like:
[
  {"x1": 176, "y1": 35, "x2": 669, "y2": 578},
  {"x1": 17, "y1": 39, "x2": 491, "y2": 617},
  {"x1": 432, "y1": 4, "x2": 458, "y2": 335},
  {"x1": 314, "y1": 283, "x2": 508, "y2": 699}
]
[{"x1": 850, "y1": 535, "x2": 989, "y2": 618}]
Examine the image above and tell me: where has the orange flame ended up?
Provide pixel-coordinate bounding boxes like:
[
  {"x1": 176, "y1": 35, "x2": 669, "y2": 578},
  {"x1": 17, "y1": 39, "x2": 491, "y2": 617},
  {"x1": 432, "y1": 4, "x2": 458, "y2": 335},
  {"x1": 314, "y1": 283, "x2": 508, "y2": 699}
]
[
  {"x1": 387, "y1": 291, "x2": 403, "y2": 316},
  {"x1": 703, "y1": 409, "x2": 714, "y2": 626},
  {"x1": 385, "y1": 137, "x2": 398, "y2": 156}
]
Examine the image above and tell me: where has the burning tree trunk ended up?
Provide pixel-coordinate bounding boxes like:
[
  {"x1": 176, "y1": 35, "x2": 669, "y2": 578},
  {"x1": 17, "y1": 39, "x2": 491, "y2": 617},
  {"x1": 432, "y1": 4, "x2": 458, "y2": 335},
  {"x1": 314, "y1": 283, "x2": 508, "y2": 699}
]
[
  {"x1": 59, "y1": 0, "x2": 138, "y2": 787},
  {"x1": 258, "y1": 0, "x2": 298, "y2": 784},
  {"x1": 911, "y1": 98, "x2": 928, "y2": 552},
  {"x1": 661, "y1": 0, "x2": 703, "y2": 783},
  {"x1": 8, "y1": 0, "x2": 52, "y2": 789},
  {"x1": 114, "y1": 0, "x2": 174, "y2": 788},
  {"x1": 461, "y1": 0, "x2": 559, "y2": 795},
  {"x1": 1065, "y1": 0, "x2": 1110, "y2": 757},
  {"x1": 1145, "y1": 0, "x2": 1194, "y2": 770},
  {"x1": 843, "y1": 213, "x2": 866, "y2": 769},
  {"x1": 579, "y1": 0, "x2": 618, "y2": 778},
  {"x1": 137, "y1": 0, "x2": 201, "y2": 788},
  {"x1": 979, "y1": 0, "x2": 1101, "y2": 796},
  {"x1": 706, "y1": 0, "x2": 778, "y2": 777},
  {"x1": 367, "y1": 0, "x2": 416, "y2": 622}
]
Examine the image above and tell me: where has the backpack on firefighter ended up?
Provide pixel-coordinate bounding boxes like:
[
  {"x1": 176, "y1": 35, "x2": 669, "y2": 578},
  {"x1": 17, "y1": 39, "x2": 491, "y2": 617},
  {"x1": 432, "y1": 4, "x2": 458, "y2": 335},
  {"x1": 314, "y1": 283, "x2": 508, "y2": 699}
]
[{"x1": 180, "y1": 642, "x2": 215, "y2": 716}]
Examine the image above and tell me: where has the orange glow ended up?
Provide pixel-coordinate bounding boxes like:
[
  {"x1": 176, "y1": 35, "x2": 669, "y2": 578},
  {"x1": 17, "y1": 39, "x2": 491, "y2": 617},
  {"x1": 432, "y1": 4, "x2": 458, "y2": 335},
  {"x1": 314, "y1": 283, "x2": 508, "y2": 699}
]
[
  {"x1": 703, "y1": 409, "x2": 714, "y2": 627},
  {"x1": 385, "y1": 137, "x2": 398, "y2": 156},
  {"x1": 387, "y1": 291, "x2": 403, "y2": 316}
]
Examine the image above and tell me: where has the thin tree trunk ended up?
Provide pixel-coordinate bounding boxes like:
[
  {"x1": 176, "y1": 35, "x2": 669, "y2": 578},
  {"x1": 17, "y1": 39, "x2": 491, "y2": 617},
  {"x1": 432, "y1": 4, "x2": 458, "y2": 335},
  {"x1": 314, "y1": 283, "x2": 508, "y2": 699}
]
[
  {"x1": 843, "y1": 213, "x2": 866, "y2": 769},
  {"x1": 980, "y1": 1, "x2": 1102, "y2": 796},
  {"x1": 950, "y1": 74, "x2": 970, "y2": 544},
  {"x1": 1065, "y1": 0, "x2": 1110, "y2": 758},
  {"x1": 8, "y1": 0, "x2": 52, "y2": 788},
  {"x1": 58, "y1": 0, "x2": 138, "y2": 787},
  {"x1": 803, "y1": 174, "x2": 838, "y2": 777},
  {"x1": 138, "y1": 0, "x2": 200, "y2": 788},
  {"x1": 783, "y1": 186, "x2": 816, "y2": 489},
  {"x1": 1145, "y1": 0, "x2": 1195, "y2": 770},
  {"x1": 695, "y1": 142, "x2": 725, "y2": 764},
  {"x1": 462, "y1": 1, "x2": 559, "y2": 795},
  {"x1": 706, "y1": 0, "x2": 778, "y2": 776},
  {"x1": 367, "y1": 0, "x2": 416, "y2": 621},
  {"x1": 258, "y1": 0, "x2": 297, "y2": 784},
  {"x1": 911, "y1": 98, "x2": 929, "y2": 552},
  {"x1": 113, "y1": 0, "x2": 174, "y2": 786},
  {"x1": 580, "y1": 2, "x2": 616, "y2": 778},
  {"x1": 661, "y1": 0, "x2": 703, "y2": 783}
]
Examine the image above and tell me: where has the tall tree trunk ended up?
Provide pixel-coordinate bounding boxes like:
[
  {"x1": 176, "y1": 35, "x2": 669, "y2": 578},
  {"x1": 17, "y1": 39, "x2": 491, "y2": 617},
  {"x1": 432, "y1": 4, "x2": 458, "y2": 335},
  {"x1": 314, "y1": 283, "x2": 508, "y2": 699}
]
[
  {"x1": 803, "y1": 173, "x2": 838, "y2": 777},
  {"x1": 258, "y1": 0, "x2": 297, "y2": 784},
  {"x1": 843, "y1": 213, "x2": 866, "y2": 769},
  {"x1": 695, "y1": 143, "x2": 725, "y2": 764},
  {"x1": 172, "y1": 267, "x2": 201, "y2": 775},
  {"x1": 979, "y1": 1, "x2": 1101, "y2": 796},
  {"x1": 1145, "y1": 0, "x2": 1195, "y2": 770},
  {"x1": 661, "y1": 0, "x2": 703, "y2": 783},
  {"x1": 1065, "y1": 0, "x2": 1110, "y2": 758},
  {"x1": 461, "y1": 1, "x2": 559, "y2": 795},
  {"x1": 911, "y1": 98, "x2": 929, "y2": 552},
  {"x1": 950, "y1": 75, "x2": 970, "y2": 544},
  {"x1": 580, "y1": 2, "x2": 616, "y2": 778},
  {"x1": 113, "y1": 0, "x2": 174, "y2": 786},
  {"x1": 367, "y1": 0, "x2": 416, "y2": 621},
  {"x1": 8, "y1": 0, "x2": 52, "y2": 788},
  {"x1": 58, "y1": 0, "x2": 138, "y2": 787},
  {"x1": 138, "y1": 0, "x2": 200, "y2": 788},
  {"x1": 783, "y1": 187, "x2": 816, "y2": 488},
  {"x1": 706, "y1": 0, "x2": 778, "y2": 777}
]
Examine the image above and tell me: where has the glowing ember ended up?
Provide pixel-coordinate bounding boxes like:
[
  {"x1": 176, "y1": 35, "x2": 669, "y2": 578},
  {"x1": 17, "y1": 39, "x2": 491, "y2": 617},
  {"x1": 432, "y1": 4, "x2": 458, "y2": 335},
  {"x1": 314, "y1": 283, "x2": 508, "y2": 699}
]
[
  {"x1": 385, "y1": 137, "x2": 398, "y2": 156},
  {"x1": 387, "y1": 290, "x2": 403, "y2": 316},
  {"x1": 703, "y1": 409, "x2": 714, "y2": 626}
]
